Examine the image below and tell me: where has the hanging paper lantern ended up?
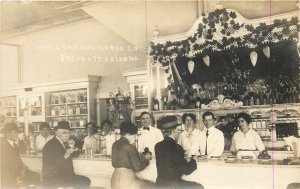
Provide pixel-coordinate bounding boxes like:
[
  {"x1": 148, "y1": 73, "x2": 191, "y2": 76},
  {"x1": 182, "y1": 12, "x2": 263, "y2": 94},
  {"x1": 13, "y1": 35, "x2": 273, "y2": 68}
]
[
  {"x1": 203, "y1": 55, "x2": 210, "y2": 67},
  {"x1": 262, "y1": 46, "x2": 270, "y2": 58},
  {"x1": 187, "y1": 60, "x2": 195, "y2": 74},
  {"x1": 250, "y1": 51, "x2": 258, "y2": 67}
]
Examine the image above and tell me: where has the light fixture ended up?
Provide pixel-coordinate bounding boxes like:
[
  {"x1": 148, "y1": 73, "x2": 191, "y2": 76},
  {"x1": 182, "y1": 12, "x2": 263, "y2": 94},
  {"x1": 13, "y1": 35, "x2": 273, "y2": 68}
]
[
  {"x1": 203, "y1": 54, "x2": 210, "y2": 67},
  {"x1": 187, "y1": 60, "x2": 195, "y2": 74},
  {"x1": 262, "y1": 46, "x2": 271, "y2": 59},
  {"x1": 250, "y1": 51, "x2": 258, "y2": 67}
]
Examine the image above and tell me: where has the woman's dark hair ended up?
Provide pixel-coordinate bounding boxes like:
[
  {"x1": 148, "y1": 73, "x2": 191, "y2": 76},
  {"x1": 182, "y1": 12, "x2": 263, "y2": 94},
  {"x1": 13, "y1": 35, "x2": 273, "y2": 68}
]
[
  {"x1": 182, "y1": 113, "x2": 196, "y2": 123},
  {"x1": 100, "y1": 119, "x2": 112, "y2": 130},
  {"x1": 202, "y1": 111, "x2": 216, "y2": 120},
  {"x1": 120, "y1": 122, "x2": 138, "y2": 135},
  {"x1": 236, "y1": 113, "x2": 252, "y2": 124},
  {"x1": 85, "y1": 122, "x2": 96, "y2": 130}
]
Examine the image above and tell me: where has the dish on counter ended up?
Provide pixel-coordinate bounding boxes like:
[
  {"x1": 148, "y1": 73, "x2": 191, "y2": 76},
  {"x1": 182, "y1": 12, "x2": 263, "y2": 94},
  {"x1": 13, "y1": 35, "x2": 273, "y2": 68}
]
[
  {"x1": 241, "y1": 156, "x2": 253, "y2": 161},
  {"x1": 209, "y1": 156, "x2": 222, "y2": 160},
  {"x1": 225, "y1": 155, "x2": 237, "y2": 160}
]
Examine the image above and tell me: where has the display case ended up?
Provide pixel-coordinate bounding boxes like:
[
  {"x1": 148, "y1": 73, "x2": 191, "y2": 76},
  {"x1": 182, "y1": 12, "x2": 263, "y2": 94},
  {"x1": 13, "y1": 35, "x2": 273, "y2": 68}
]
[
  {"x1": 17, "y1": 93, "x2": 45, "y2": 123},
  {"x1": 45, "y1": 89, "x2": 89, "y2": 129},
  {"x1": 123, "y1": 68, "x2": 150, "y2": 126},
  {"x1": 43, "y1": 75, "x2": 100, "y2": 130},
  {"x1": 0, "y1": 96, "x2": 17, "y2": 123}
]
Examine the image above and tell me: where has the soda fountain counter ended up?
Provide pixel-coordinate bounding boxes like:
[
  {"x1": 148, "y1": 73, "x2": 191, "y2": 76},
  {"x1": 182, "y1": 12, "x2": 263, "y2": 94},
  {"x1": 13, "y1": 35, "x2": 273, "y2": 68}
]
[{"x1": 22, "y1": 151, "x2": 300, "y2": 189}]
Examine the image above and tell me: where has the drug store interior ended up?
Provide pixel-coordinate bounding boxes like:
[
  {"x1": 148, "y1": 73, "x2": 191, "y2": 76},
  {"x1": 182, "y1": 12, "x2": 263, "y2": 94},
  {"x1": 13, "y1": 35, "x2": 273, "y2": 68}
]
[{"x1": 1, "y1": 1, "x2": 300, "y2": 188}]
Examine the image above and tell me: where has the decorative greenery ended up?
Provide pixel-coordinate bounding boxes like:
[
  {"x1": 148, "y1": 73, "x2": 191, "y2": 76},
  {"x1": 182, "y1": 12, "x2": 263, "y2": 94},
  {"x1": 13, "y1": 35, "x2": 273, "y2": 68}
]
[
  {"x1": 150, "y1": 8, "x2": 299, "y2": 103},
  {"x1": 150, "y1": 8, "x2": 299, "y2": 68}
]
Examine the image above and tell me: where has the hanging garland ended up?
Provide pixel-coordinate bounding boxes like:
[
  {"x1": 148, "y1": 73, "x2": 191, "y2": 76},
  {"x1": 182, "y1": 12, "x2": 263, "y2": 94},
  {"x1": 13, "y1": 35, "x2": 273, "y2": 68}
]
[{"x1": 150, "y1": 8, "x2": 299, "y2": 71}]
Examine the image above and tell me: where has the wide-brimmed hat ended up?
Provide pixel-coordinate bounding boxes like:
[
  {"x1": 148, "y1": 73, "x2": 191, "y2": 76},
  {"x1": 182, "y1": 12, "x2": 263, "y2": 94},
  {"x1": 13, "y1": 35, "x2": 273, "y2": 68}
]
[
  {"x1": 1, "y1": 123, "x2": 18, "y2": 134},
  {"x1": 39, "y1": 122, "x2": 51, "y2": 130},
  {"x1": 157, "y1": 115, "x2": 181, "y2": 130},
  {"x1": 54, "y1": 121, "x2": 71, "y2": 131}
]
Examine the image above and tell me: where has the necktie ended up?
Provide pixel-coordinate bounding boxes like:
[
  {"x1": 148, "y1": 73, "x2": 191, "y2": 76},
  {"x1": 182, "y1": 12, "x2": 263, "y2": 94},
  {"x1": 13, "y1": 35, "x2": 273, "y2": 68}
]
[
  {"x1": 205, "y1": 130, "x2": 209, "y2": 155},
  {"x1": 143, "y1": 127, "x2": 150, "y2": 131}
]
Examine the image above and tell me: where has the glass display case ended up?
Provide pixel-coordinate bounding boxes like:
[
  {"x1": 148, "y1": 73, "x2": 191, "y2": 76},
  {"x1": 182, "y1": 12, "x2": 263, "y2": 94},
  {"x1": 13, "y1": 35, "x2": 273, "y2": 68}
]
[
  {"x1": 0, "y1": 96, "x2": 17, "y2": 123},
  {"x1": 17, "y1": 94, "x2": 44, "y2": 123},
  {"x1": 45, "y1": 89, "x2": 89, "y2": 129}
]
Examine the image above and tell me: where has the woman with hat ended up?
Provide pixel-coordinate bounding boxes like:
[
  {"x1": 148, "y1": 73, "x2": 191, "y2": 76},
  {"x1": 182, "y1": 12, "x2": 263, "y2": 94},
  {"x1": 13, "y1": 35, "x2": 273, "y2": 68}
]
[{"x1": 111, "y1": 122, "x2": 152, "y2": 189}]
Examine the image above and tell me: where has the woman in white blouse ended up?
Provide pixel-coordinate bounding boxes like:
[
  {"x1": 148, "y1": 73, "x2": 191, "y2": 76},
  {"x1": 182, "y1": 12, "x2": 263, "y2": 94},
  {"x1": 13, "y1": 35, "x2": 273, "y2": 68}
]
[
  {"x1": 230, "y1": 112, "x2": 265, "y2": 158},
  {"x1": 178, "y1": 113, "x2": 201, "y2": 158}
]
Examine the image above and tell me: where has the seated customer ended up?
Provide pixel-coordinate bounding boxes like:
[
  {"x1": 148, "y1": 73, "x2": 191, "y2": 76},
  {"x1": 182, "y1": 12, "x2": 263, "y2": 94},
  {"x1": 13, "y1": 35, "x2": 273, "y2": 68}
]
[
  {"x1": 82, "y1": 122, "x2": 99, "y2": 154},
  {"x1": 42, "y1": 121, "x2": 91, "y2": 189},
  {"x1": 1, "y1": 123, "x2": 41, "y2": 188},
  {"x1": 230, "y1": 112, "x2": 265, "y2": 158},
  {"x1": 178, "y1": 113, "x2": 201, "y2": 158},
  {"x1": 35, "y1": 122, "x2": 53, "y2": 151},
  {"x1": 111, "y1": 122, "x2": 152, "y2": 189},
  {"x1": 155, "y1": 115, "x2": 204, "y2": 189}
]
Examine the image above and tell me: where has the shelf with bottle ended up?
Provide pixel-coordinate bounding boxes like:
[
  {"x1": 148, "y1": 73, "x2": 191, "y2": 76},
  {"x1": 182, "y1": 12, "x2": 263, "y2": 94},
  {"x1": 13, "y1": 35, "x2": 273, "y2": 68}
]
[
  {"x1": 50, "y1": 89, "x2": 87, "y2": 105},
  {"x1": 18, "y1": 96, "x2": 43, "y2": 117},
  {"x1": 48, "y1": 115, "x2": 88, "y2": 129},
  {"x1": 0, "y1": 96, "x2": 17, "y2": 119}
]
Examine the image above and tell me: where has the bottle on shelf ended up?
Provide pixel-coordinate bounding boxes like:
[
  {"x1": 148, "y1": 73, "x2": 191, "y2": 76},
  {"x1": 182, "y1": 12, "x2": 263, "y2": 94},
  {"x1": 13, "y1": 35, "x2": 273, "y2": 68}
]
[
  {"x1": 153, "y1": 97, "x2": 159, "y2": 111},
  {"x1": 83, "y1": 91, "x2": 88, "y2": 102},
  {"x1": 76, "y1": 105, "x2": 80, "y2": 115},
  {"x1": 68, "y1": 105, "x2": 74, "y2": 115},
  {"x1": 60, "y1": 106, "x2": 66, "y2": 115}
]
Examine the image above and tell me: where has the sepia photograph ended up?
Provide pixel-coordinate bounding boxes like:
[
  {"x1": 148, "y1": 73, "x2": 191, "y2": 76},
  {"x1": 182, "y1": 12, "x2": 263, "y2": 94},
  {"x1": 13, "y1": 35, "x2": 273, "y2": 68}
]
[{"x1": 0, "y1": 0, "x2": 300, "y2": 189}]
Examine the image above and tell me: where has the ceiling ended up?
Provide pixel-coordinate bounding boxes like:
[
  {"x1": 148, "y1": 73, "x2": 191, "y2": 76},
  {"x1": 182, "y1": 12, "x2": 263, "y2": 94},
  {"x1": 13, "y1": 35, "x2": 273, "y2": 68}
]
[
  {"x1": 1, "y1": 1, "x2": 298, "y2": 50},
  {"x1": 1, "y1": 1, "x2": 94, "y2": 39}
]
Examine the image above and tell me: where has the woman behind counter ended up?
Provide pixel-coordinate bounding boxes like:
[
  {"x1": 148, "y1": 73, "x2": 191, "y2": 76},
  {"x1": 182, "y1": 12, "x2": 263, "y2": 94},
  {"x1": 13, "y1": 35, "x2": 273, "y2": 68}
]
[
  {"x1": 178, "y1": 113, "x2": 201, "y2": 158},
  {"x1": 111, "y1": 122, "x2": 152, "y2": 189},
  {"x1": 230, "y1": 112, "x2": 265, "y2": 158},
  {"x1": 82, "y1": 122, "x2": 99, "y2": 154}
]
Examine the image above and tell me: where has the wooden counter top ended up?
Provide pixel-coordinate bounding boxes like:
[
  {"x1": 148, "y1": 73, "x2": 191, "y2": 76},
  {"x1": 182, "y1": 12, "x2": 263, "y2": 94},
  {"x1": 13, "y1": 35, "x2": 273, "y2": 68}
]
[{"x1": 22, "y1": 153, "x2": 300, "y2": 189}]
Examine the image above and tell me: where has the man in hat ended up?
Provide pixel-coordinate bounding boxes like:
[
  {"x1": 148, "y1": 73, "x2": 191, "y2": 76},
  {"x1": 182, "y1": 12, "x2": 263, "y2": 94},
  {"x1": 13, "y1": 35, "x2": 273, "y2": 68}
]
[
  {"x1": 35, "y1": 122, "x2": 53, "y2": 151},
  {"x1": 137, "y1": 111, "x2": 163, "y2": 155},
  {"x1": 42, "y1": 120, "x2": 91, "y2": 189},
  {"x1": 155, "y1": 115, "x2": 204, "y2": 189},
  {"x1": 1, "y1": 123, "x2": 40, "y2": 188}
]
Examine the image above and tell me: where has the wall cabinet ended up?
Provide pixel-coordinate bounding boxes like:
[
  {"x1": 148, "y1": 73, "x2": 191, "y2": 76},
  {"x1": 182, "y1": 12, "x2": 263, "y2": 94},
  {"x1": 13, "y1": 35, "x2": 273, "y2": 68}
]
[
  {"x1": 0, "y1": 76, "x2": 100, "y2": 132},
  {"x1": 45, "y1": 89, "x2": 89, "y2": 129},
  {"x1": 17, "y1": 93, "x2": 45, "y2": 123},
  {"x1": 123, "y1": 67, "x2": 149, "y2": 126},
  {"x1": 0, "y1": 96, "x2": 17, "y2": 123}
]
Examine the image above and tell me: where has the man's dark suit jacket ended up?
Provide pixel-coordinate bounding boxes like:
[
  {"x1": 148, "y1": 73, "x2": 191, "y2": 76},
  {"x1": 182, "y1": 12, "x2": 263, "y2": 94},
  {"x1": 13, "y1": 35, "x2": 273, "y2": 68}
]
[
  {"x1": 1, "y1": 138, "x2": 25, "y2": 188},
  {"x1": 42, "y1": 136, "x2": 75, "y2": 186},
  {"x1": 155, "y1": 136, "x2": 197, "y2": 185}
]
